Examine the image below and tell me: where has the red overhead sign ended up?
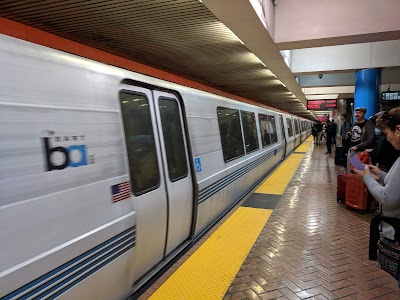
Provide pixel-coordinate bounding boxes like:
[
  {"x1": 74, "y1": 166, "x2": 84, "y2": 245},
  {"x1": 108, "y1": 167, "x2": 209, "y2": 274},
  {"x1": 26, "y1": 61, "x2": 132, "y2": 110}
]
[{"x1": 307, "y1": 100, "x2": 337, "y2": 110}]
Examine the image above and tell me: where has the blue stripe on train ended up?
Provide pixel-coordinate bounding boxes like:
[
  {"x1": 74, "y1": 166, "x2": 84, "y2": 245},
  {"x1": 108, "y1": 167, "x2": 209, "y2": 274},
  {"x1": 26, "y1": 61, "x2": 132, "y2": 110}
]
[
  {"x1": 2, "y1": 226, "x2": 136, "y2": 300},
  {"x1": 198, "y1": 146, "x2": 284, "y2": 203}
]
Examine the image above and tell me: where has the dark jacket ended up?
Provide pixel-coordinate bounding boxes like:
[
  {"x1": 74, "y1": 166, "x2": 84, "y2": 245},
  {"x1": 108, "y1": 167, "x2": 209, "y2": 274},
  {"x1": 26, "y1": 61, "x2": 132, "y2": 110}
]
[
  {"x1": 353, "y1": 120, "x2": 376, "y2": 151},
  {"x1": 326, "y1": 123, "x2": 336, "y2": 135},
  {"x1": 371, "y1": 132, "x2": 400, "y2": 168}
]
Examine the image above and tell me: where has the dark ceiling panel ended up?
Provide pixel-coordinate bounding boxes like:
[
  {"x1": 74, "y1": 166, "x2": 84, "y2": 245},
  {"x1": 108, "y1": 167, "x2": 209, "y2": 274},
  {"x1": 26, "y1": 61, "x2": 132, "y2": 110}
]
[{"x1": 0, "y1": 0, "x2": 312, "y2": 117}]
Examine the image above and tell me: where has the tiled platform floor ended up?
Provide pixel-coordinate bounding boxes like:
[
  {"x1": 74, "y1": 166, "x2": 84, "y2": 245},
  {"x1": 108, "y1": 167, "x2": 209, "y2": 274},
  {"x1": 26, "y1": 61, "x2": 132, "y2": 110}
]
[
  {"x1": 224, "y1": 144, "x2": 400, "y2": 300},
  {"x1": 140, "y1": 143, "x2": 400, "y2": 299}
]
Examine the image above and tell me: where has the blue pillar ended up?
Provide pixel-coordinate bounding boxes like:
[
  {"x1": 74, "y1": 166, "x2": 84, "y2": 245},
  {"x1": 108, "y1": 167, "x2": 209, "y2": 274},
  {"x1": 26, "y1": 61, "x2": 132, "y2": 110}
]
[{"x1": 354, "y1": 69, "x2": 381, "y2": 120}]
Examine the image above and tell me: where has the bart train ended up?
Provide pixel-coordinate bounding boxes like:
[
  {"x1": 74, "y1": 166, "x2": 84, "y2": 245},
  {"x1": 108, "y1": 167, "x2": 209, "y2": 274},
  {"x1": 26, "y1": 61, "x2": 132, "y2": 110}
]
[{"x1": 0, "y1": 34, "x2": 312, "y2": 300}]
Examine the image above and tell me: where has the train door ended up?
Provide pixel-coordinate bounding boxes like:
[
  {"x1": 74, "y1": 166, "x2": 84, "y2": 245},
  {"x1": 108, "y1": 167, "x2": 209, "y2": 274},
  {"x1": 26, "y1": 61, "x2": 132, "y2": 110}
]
[
  {"x1": 294, "y1": 119, "x2": 300, "y2": 147},
  {"x1": 119, "y1": 86, "x2": 193, "y2": 282},
  {"x1": 279, "y1": 115, "x2": 287, "y2": 157},
  {"x1": 153, "y1": 91, "x2": 193, "y2": 255}
]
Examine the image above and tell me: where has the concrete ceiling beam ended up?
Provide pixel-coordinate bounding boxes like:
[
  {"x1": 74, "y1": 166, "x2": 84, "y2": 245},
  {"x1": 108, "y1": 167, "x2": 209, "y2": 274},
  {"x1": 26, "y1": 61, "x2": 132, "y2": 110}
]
[{"x1": 291, "y1": 40, "x2": 400, "y2": 75}]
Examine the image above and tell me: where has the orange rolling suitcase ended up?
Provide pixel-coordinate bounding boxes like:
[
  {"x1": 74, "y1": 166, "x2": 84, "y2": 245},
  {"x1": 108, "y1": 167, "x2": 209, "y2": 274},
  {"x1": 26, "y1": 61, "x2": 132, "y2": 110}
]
[{"x1": 345, "y1": 173, "x2": 376, "y2": 211}]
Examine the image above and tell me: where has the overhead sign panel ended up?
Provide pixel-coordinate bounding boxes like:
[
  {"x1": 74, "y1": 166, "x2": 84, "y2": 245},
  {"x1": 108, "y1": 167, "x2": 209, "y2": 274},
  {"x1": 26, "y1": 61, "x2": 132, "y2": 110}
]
[
  {"x1": 381, "y1": 92, "x2": 400, "y2": 101},
  {"x1": 307, "y1": 100, "x2": 337, "y2": 110}
]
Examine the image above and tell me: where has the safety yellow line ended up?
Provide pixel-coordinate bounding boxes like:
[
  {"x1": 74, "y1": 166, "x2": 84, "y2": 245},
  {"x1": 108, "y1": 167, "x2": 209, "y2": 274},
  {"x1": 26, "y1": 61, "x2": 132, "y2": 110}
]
[
  {"x1": 255, "y1": 153, "x2": 304, "y2": 195},
  {"x1": 148, "y1": 136, "x2": 312, "y2": 299},
  {"x1": 149, "y1": 207, "x2": 272, "y2": 300},
  {"x1": 256, "y1": 137, "x2": 312, "y2": 195},
  {"x1": 295, "y1": 141, "x2": 312, "y2": 153}
]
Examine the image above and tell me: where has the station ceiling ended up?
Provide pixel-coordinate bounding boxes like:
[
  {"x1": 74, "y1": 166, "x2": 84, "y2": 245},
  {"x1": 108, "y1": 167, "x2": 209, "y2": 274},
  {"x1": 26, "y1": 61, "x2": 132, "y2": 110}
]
[{"x1": 0, "y1": 0, "x2": 314, "y2": 119}]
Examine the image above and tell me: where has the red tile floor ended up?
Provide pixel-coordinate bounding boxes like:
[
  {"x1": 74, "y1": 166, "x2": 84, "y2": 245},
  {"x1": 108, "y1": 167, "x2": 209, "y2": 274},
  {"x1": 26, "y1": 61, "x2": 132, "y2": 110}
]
[{"x1": 140, "y1": 143, "x2": 400, "y2": 299}]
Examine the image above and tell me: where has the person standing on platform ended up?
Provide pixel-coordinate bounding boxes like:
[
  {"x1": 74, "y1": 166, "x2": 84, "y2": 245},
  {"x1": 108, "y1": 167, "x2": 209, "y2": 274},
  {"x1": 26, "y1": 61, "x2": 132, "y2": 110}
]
[
  {"x1": 353, "y1": 107, "x2": 400, "y2": 285},
  {"x1": 325, "y1": 120, "x2": 335, "y2": 154},
  {"x1": 350, "y1": 107, "x2": 376, "y2": 152},
  {"x1": 315, "y1": 121, "x2": 323, "y2": 145},
  {"x1": 340, "y1": 114, "x2": 351, "y2": 148},
  {"x1": 311, "y1": 123, "x2": 318, "y2": 144},
  {"x1": 331, "y1": 119, "x2": 337, "y2": 146},
  {"x1": 370, "y1": 111, "x2": 400, "y2": 172}
]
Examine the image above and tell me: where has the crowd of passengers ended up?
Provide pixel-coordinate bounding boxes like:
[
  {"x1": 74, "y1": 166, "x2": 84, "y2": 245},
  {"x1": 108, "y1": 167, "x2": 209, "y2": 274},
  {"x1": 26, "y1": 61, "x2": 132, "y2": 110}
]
[{"x1": 312, "y1": 107, "x2": 400, "y2": 286}]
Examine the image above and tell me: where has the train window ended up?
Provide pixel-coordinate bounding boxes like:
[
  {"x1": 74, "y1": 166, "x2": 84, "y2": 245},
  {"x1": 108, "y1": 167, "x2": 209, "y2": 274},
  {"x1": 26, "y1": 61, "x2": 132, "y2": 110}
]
[
  {"x1": 120, "y1": 91, "x2": 160, "y2": 195},
  {"x1": 240, "y1": 111, "x2": 259, "y2": 153},
  {"x1": 159, "y1": 97, "x2": 188, "y2": 182},
  {"x1": 217, "y1": 107, "x2": 245, "y2": 162},
  {"x1": 294, "y1": 119, "x2": 300, "y2": 134},
  {"x1": 286, "y1": 118, "x2": 294, "y2": 137},
  {"x1": 259, "y1": 114, "x2": 278, "y2": 147}
]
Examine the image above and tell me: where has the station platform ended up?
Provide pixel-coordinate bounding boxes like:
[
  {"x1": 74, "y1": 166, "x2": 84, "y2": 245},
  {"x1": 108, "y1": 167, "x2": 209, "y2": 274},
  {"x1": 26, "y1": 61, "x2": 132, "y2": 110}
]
[{"x1": 139, "y1": 137, "x2": 400, "y2": 300}]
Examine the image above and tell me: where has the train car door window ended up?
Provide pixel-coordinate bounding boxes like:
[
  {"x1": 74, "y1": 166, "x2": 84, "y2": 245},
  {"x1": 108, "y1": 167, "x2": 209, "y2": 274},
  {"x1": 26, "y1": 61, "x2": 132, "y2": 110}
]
[
  {"x1": 268, "y1": 115, "x2": 278, "y2": 143},
  {"x1": 119, "y1": 92, "x2": 160, "y2": 195},
  {"x1": 217, "y1": 107, "x2": 245, "y2": 162},
  {"x1": 259, "y1": 114, "x2": 277, "y2": 147},
  {"x1": 158, "y1": 97, "x2": 188, "y2": 181},
  {"x1": 294, "y1": 119, "x2": 300, "y2": 134},
  {"x1": 240, "y1": 111, "x2": 259, "y2": 154},
  {"x1": 286, "y1": 118, "x2": 294, "y2": 137}
]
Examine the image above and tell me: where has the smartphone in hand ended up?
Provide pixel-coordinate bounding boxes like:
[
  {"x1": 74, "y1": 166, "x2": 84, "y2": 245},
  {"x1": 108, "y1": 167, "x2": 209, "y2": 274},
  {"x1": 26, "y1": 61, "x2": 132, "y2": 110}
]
[{"x1": 349, "y1": 155, "x2": 365, "y2": 171}]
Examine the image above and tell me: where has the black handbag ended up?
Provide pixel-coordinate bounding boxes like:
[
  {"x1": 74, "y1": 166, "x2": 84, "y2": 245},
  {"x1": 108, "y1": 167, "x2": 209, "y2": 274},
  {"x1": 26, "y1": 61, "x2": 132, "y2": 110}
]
[
  {"x1": 369, "y1": 206, "x2": 400, "y2": 279},
  {"x1": 377, "y1": 238, "x2": 400, "y2": 279}
]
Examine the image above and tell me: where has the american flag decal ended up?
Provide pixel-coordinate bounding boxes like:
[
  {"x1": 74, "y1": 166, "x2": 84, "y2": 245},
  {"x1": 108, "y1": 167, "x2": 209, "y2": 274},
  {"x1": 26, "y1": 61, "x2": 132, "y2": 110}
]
[{"x1": 111, "y1": 181, "x2": 131, "y2": 203}]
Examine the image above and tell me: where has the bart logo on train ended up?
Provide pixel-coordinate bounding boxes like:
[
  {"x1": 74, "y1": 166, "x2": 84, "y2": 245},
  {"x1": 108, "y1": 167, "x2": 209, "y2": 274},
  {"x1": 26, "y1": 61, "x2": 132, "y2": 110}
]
[{"x1": 42, "y1": 135, "x2": 93, "y2": 171}]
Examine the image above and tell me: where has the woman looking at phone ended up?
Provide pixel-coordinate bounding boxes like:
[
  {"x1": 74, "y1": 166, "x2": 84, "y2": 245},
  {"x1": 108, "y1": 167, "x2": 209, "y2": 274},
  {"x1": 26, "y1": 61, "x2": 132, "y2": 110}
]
[{"x1": 353, "y1": 107, "x2": 400, "y2": 283}]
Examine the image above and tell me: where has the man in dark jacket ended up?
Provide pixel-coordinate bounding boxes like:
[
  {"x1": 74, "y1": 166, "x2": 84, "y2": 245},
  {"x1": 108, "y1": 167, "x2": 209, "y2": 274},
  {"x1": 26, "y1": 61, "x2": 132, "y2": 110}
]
[
  {"x1": 370, "y1": 111, "x2": 400, "y2": 171},
  {"x1": 325, "y1": 120, "x2": 336, "y2": 154},
  {"x1": 350, "y1": 107, "x2": 376, "y2": 152}
]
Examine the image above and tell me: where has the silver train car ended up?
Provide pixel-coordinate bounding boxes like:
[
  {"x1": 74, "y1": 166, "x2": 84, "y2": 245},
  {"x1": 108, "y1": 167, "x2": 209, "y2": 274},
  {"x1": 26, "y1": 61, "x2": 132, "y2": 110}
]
[{"x1": 0, "y1": 34, "x2": 312, "y2": 300}]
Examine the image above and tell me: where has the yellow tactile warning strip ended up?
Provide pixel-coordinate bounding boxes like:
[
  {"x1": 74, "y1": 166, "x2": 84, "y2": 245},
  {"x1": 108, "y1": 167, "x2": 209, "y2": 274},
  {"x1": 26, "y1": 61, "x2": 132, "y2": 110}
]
[
  {"x1": 294, "y1": 140, "x2": 312, "y2": 153},
  {"x1": 149, "y1": 207, "x2": 272, "y2": 300},
  {"x1": 255, "y1": 153, "x2": 304, "y2": 195},
  {"x1": 148, "y1": 137, "x2": 312, "y2": 299},
  {"x1": 305, "y1": 136, "x2": 314, "y2": 142}
]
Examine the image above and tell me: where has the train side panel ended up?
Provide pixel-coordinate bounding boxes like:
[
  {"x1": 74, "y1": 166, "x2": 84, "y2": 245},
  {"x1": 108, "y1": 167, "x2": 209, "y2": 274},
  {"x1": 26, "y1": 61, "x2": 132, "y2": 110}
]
[
  {"x1": 0, "y1": 35, "x2": 136, "y2": 299},
  {"x1": 182, "y1": 93, "x2": 285, "y2": 235}
]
